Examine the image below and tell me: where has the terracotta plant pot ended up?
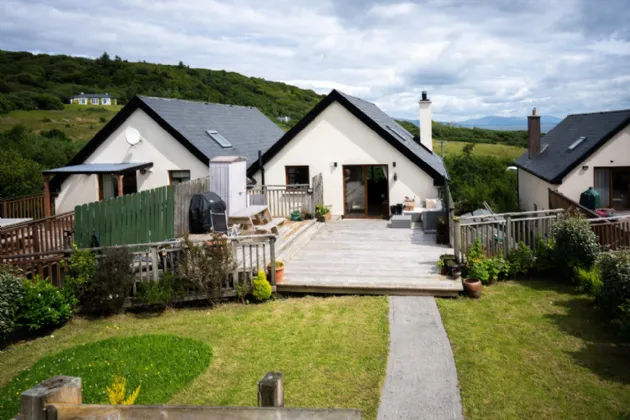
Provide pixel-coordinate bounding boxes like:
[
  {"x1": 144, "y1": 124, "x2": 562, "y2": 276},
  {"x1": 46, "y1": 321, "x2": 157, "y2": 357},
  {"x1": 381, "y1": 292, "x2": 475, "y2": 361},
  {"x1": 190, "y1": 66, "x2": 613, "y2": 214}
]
[
  {"x1": 463, "y1": 278, "x2": 482, "y2": 299},
  {"x1": 268, "y1": 264, "x2": 285, "y2": 284}
]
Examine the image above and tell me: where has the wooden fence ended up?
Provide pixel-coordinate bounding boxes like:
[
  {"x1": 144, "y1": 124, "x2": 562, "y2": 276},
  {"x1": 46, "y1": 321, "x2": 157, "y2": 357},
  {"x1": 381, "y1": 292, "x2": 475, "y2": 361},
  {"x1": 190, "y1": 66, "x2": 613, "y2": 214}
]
[
  {"x1": 174, "y1": 177, "x2": 210, "y2": 236},
  {"x1": 15, "y1": 374, "x2": 363, "y2": 420},
  {"x1": 0, "y1": 234, "x2": 278, "y2": 298},
  {"x1": 74, "y1": 186, "x2": 174, "y2": 248},
  {"x1": 0, "y1": 194, "x2": 50, "y2": 219},
  {"x1": 548, "y1": 188, "x2": 599, "y2": 218},
  {"x1": 0, "y1": 212, "x2": 74, "y2": 256},
  {"x1": 453, "y1": 208, "x2": 630, "y2": 261}
]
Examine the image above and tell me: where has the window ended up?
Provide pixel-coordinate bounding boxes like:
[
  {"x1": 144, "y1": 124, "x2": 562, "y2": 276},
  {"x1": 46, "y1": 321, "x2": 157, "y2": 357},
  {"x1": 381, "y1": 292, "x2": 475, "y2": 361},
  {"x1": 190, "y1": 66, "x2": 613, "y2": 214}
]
[
  {"x1": 102, "y1": 98, "x2": 110, "y2": 105},
  {"x1": 169, "y1": 170, "x2": 191, "y2": 186},
  {"x1": 79, "y1": 98, "x2": 87, "y2": 105},
  {"x1": 285, "y1": 166, "x2": 310, "y2": 186},
  {"x1": 91, "y1": 98, "x2": 99, "y2": 105},
  {"x1": 568, "y1": 136, "x2": 586, "y2": 151},
  {"x1": 386, "y1": 124, "x2": 408, "y2": 142},
  {"x1": 206, "y1": 130, "x2": 232, "y2": 148}
]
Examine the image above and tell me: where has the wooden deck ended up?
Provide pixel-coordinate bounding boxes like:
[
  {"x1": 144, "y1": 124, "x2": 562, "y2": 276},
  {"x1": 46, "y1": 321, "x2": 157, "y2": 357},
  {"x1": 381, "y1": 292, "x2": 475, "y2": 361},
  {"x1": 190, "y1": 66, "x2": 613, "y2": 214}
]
[{"x1": 278, "y1": 219, "x2": 463, "y2": 296}]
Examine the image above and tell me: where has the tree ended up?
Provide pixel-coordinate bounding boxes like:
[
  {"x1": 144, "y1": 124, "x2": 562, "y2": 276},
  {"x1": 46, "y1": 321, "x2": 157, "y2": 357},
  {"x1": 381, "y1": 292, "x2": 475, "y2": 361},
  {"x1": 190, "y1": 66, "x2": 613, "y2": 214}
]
[{"x1": 0, "y1": 149, "x2": 43, "y2": 198}]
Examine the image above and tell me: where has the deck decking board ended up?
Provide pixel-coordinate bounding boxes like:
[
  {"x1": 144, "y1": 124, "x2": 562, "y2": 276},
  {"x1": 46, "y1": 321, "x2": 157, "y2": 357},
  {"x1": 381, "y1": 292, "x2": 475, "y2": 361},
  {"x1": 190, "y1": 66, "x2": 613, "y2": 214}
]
[{"x1": 280, "y1": 219, "x2": 462, "y2": 296}]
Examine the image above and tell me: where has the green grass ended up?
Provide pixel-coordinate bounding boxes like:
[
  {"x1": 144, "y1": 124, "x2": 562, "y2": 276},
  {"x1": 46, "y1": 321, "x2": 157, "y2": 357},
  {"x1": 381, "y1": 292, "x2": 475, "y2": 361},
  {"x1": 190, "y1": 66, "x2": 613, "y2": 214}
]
[
  {"x1": 433, "y1": 140, "x2": 525, "y2": 159},
  {"x1": 0, "y1": 335, "x2": 211, "y2": 418},
  {"x1": 0, "y1": 296, "x2": 389, "y2": 419},
  {"x1": 437, "y1": 280, "x2": 630, "y2": 420},
  {"x1": 0, "y1": 105, "x2": 121, "y2": 141}
]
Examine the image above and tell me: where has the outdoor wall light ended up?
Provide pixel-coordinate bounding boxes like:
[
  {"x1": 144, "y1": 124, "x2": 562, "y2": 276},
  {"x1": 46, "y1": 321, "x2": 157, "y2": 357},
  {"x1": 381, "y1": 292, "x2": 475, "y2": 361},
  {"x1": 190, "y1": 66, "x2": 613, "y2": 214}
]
[
  {"x1": 330, "y1": 162, "x2": 338, "y2": 168},
  {"x1": 582, "y1": 165, "x2": 589, "y2": 170},
  {"x1": 393, "y1": 162, "x2": 396, "y2": 167},
  {"x1": 393, "y1": 173, "x2": 398, "y2": 181}
]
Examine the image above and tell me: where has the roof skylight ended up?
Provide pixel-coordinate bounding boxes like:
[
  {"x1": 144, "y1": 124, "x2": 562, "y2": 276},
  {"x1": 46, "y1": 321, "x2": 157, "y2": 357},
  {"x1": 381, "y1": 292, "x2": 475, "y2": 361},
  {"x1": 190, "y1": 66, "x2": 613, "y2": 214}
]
[
  {"x1": 567, "y1": 136, "x2": 586, "y2": 151},
  {"x1": 206, "y1": 130, "x2": 232, "y2": 148},
  {"x1": 386, "y1": 124, "x2": 409, "y2": 142}
]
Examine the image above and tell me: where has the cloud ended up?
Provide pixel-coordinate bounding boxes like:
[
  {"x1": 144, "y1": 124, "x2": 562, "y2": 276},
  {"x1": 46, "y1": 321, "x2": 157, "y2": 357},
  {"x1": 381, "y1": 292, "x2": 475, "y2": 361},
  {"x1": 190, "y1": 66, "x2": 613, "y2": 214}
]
[{"x1": 0, "y1": 0, "x2": 628, "y2": 121}]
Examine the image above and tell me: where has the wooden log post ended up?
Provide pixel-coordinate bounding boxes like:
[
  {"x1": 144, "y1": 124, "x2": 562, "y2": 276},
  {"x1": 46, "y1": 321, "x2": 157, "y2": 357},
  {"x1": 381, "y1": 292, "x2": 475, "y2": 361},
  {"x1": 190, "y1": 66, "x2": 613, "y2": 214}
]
[
  {"x1": 43, "y1": 176, "x2": 51, "y2": 218},
  {"x1": 19, "y1": 376, "x2": 81, "y2": 420},
  {"x1": 269, "y1": 236, "x2": 276, "y2": 287},
  {"x1": 258, "y1": 372, "x2": 284, "y2": 408},
  {"x1": 117, "y1": 175, "x2": 124, "y2": 197},
  {"x1": 453, "y1": 217, "x2": 461, "y2": 262},
  {"x1": 503, "y1": 215, "x2": 512, "y2": 259}
]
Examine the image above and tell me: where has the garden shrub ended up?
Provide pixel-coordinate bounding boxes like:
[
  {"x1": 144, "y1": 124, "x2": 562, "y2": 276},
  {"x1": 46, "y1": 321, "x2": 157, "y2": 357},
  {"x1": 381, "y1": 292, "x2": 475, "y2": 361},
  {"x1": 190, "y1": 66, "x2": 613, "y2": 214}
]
[
  {"x1": 15, "y1": 279, "x2": 74, "y2": 332},
  {"x1": 534, "y1": 235, "x2": 556, "y2": 275},
  {"x1": 553, "y1": 215, "x2": 599, "y2": 280},
  {"x1": 508, "y1": 241, "x2": 535, "y2": 277},
  {"x1": 136, "y1": 273, "x2": 189, "y2": 307},
  {"x1": 598, "y1": 250, "x2": 630, "y2": 317},
  {"x1": 574, "y1": 265, "x2": 602, "y2": 297},
  {"x1": 80, "y1": 248, "x2": 134, "y2": 314},
  {"x1": 62, "y1": 245, "x2": 97, "y2": 301},
  {"x1": 465, "y1": 239, "x2": 509, "y2": 284},
  {"x1": 0, "y1": 269, "x2": 27, "y2": 339},
  {"x1": 252, "y1": 270, "x2": 272, "y2": 302},
  {"x1": 178, "y1": 235, "x2": 235, "y2": 305},
  {"x1": 618, "y1": 300, "x2": 630, "y2": 337}
]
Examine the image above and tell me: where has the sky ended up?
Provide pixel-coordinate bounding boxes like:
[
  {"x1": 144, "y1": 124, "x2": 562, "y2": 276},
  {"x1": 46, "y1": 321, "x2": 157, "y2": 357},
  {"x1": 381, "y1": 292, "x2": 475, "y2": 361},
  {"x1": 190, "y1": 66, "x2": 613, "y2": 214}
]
[{"x1": 1, "y1": 0, "x2": 629, "y2": 121}]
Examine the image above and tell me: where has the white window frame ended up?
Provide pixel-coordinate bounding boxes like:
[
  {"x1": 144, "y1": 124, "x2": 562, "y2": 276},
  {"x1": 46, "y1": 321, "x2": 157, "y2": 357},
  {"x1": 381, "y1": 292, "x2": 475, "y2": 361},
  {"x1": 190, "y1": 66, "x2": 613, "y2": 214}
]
[
  {"x1": 91, "y1": 98, "x2": 99, "y2": 105},
  {"x1": 102, "y1": 98, "x2": 110, "y2": 105},
  {"x1": 79, "y1": 98, "x2": 87, "y2": 105}
]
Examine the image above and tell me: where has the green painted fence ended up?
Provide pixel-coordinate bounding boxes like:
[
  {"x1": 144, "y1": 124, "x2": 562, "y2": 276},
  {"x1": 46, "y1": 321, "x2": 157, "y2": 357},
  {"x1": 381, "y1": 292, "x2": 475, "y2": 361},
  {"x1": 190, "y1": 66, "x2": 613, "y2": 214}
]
[{"x1": 74, "y1": 186, "x2": 175, "y2": 248}]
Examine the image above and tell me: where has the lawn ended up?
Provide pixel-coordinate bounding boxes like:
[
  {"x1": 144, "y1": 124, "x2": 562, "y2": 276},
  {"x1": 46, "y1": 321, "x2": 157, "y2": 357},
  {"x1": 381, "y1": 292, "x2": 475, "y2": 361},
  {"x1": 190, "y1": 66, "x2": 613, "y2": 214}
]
[
  {"x1": 0, "y1": 104, "x2": 121, "y2": 141},
  {"x1": 437, "y1": 280, "x2": 630, "y2": 420},
  {"x1": 0, "y1": 296, "x2": 389, "y2": 419},
  {"x1": 433, "y1": 140, "x2": 525, "y2": 159}
]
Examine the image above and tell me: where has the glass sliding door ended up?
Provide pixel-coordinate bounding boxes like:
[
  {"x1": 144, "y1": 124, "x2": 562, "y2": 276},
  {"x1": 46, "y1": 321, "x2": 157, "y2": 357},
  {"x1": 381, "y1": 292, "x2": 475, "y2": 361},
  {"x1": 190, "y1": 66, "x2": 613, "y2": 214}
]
[
  {"x1": 367, "y1": 166, "x2": 389, "y2": 216},
  {"x1": 594, "y1": 168, "x2": 610, "y2": 207},
  {"x1": 344, "y1": 166, "x2": 366, "y2": 215},
  {"x1": 611, "y1": 167, "x2": 630, "y2": 209}
]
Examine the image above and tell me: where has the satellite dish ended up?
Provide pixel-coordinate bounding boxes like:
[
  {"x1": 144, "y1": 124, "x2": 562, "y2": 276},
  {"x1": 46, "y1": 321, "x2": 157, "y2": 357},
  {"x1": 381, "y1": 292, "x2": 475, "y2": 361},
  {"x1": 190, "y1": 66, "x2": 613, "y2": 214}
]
[{"x1": 125, "y1": 127, "x2": 141, "y2": 146}]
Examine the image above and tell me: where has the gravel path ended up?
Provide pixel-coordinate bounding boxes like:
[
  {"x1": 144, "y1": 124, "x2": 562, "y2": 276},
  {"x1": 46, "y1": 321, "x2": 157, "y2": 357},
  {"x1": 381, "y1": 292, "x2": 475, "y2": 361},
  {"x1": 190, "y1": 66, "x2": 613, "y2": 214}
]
[{"x1": 377, "y1": 296, "x2": 463, "y2": 420}]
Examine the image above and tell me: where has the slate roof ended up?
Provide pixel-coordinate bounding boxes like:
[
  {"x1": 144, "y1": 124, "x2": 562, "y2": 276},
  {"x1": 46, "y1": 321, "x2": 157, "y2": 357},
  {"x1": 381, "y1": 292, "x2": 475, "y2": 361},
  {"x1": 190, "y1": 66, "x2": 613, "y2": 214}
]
[
  {"x1": 138, "y1": 96, "x2": 285, "y2": 166},
  {"x1": 249, "y1": 89, "x2": 449, "y2": 183},
  {"x1": 72, "y1": 93, "x2": 114, "y2": 98},
  {"x1": 336, "y1": 91, "x2": 448, "y2": 180},
  {"x1": 43, "y1": 162, "x2": 152, "y2": 175},
  {"x1": 50, "y1": 96, "x2": 284, "y2": 191},
  {"x1": 515, "y1": 109, "x2": 630, "y2": 184}
]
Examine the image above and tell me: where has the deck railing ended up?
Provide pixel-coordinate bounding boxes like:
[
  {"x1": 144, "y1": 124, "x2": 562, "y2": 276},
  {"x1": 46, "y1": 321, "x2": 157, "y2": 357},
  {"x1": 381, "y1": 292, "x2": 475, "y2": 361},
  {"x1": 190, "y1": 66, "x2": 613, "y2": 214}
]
[
  {"x1": 0, "y1": 193, "x2": 50, "y2": 219},
  {"x1": 0, "y1": 234, "x2": 277, "y2": 300},
  {"x1": 0, "y1": 212, "x2": 74, "y2": 256},
  {"x1": 247, "y1": 184, "x2": 312, "y2": 218}
]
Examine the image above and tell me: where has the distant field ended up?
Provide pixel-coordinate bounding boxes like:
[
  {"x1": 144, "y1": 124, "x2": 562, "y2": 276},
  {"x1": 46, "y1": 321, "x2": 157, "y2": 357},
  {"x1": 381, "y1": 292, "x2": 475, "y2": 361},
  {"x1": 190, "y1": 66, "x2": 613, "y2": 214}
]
[
  {"x1": 433, "y1": 140, "x2": 524, "y2": 159},
  {"x1": 0, "y1": 104, "x2": 121, "y2": 141}
]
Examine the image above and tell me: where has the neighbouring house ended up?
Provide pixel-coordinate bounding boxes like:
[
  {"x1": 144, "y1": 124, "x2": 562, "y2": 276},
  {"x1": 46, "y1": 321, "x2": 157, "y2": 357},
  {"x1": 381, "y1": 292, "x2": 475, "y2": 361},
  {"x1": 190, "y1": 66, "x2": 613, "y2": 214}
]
[
  {"x1": 46, "y1": 96, "x2": 284, "y2": 214},
  {"x1": 69, "y1": 93, "x2": 117, "y2": 106},
  {"x1": 248, "y1": 89, "x2": 449, "y2": 218},
  {"x1": 516, "y1": 108, "x2": 630, "y2": 211},
  {"x1": 276, "y1": 116, "x2": 291, "y2": 123}
]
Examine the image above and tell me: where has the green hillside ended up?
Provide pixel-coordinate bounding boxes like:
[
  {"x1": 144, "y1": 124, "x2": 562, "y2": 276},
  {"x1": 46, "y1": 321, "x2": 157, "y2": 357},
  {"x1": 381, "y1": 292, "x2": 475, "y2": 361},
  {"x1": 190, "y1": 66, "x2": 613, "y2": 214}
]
[{"x1": 0, "y1": 50, "x2": 323, "y2": 126}]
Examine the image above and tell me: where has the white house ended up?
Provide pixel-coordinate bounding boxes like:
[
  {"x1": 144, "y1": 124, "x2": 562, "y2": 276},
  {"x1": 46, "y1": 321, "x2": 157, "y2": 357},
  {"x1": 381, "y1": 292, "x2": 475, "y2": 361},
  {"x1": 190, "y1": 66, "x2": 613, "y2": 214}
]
[
  {"x1": 248, "y1": 90, "x2": 449, "y2": 218},
  {"x1": 515, "y1": 108, "x2": 630, "y2": 211},
  {"x1": 69, "y1": 93, "x2": 117, "y2": 106},
  {"x1": 46, "y1": 96, "x2": 284, "y2": 214}
]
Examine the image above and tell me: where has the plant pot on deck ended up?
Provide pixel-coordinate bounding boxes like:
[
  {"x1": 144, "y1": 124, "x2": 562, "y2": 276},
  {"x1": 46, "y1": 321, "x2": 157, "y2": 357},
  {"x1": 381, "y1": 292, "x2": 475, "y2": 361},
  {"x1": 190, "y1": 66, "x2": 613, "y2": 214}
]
[
  {"x1": 268, "y1": 261, "x2": 285, "y2": 284},
  {"x1": 316, "y1": 212, "x2": 332, "y2": 223},
  {"x1": 451, "y1": 267, "x2": 462, "y2": 280},
  {"x1": 463, "y1": 278, "x2": 482, "y2": 299}
]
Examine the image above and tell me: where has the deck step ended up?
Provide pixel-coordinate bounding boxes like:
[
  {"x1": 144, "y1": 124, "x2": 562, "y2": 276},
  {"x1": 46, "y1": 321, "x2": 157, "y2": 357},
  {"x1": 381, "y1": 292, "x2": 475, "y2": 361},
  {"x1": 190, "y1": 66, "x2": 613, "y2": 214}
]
[{"x1": 276, "y1": 220, "x2": 324, "y2": 263}]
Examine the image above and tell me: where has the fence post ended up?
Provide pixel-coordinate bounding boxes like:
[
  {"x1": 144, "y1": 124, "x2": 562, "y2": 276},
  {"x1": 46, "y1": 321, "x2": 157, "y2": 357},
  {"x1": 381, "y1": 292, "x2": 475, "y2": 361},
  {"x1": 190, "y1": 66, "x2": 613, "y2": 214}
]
[
  {"x1": 453, "y1": 217, "x2": 461, "y2": 262},
  {"x1": 19, "y1": 376, "x2": 82, "y2": 420},
  {"x1": 504, "y1": 215, "x2": 511, "y2": 259},
  {"x1": 258, "y1": 372, "x2": 284, "y2": 408},
  {"x1": 269, "y1": 236, "x2": 276, "y2": 287},
  {"x1": 150, "y1": 246, "x2": 159, "y2": 281}
]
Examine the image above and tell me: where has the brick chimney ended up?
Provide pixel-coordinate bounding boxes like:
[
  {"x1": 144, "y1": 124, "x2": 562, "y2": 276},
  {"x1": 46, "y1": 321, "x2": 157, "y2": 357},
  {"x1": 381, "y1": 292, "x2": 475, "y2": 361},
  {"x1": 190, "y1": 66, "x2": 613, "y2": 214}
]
[
  {"x1": 528, "y1": 107, "x2": 541, "y2": 158},
  {"x1": 419, "y1": 91, "x2": 433, "y2": 152}
]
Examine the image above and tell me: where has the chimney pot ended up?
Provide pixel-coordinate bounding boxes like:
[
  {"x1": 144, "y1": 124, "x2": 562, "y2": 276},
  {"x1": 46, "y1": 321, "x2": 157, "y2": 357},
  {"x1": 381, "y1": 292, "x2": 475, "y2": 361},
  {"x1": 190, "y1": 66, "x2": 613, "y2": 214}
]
[
  {"x1": 532, "y1": 107, "x2": 537, "y2": 116},
  {"x1": 421, "y1": 91, "x2": 428, "y2": 101}
]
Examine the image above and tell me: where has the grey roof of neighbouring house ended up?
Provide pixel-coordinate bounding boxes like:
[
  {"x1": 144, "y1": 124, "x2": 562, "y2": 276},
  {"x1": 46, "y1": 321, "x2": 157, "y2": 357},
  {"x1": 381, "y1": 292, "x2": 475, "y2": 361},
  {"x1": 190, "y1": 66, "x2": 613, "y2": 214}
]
[
  {"x1": 138, "y1": 96, "x2": 285, "y2": 167},
  {"x1": 515, "y1": 109, "x2": 630, "y2": 184},
  {"x1": 335, "y1": 91, "x2": 448, "y2": 180},
  {"x1": 43, "y1": 162, "x2": 153, "y2": 175},
  {"x1": 72, "y1": 93, "x2": 115, "y2": 98}
]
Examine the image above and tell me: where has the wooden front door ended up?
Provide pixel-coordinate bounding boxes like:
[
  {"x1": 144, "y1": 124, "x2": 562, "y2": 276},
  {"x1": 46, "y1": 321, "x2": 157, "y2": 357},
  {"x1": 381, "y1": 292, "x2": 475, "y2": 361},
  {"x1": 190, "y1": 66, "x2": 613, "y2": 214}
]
[{"x1": 342, "y1": 165, "x2": 389, "y2": 218}]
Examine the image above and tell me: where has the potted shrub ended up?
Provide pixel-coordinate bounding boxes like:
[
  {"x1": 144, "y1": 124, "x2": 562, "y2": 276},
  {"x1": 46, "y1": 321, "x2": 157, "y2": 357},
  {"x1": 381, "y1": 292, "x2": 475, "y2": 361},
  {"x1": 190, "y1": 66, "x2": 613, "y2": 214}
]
[
  {"x1": 315, "y1": 204, "x2": 331, "y2": 222},
  {"x1": 267, "y1": 261, "x2": 285, "y2": 284},
  {"x1": 451, "y1": 266, "x2": 462, "y2": 280}
]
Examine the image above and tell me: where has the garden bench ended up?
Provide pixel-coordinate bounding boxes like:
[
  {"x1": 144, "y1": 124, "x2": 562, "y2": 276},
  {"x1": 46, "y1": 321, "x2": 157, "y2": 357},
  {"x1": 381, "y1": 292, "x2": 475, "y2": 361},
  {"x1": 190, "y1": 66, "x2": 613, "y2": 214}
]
[{"x1": 255, "y1": 218, "x2": 285, "y2": 234}]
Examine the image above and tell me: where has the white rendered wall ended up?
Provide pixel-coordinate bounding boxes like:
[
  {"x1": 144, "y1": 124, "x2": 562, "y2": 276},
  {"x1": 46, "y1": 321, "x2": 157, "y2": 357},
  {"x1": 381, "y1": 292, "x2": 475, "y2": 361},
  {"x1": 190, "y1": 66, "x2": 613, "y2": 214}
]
[
  {"x1": 517, "y1": 169, "x2": 556, "y2": 211},
  {"x1": 252, "y1": 101, "x2": 440, "y2": 216},
  {"x1": 55, "y1": 108, "x2": 208, "y2": 213}
]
